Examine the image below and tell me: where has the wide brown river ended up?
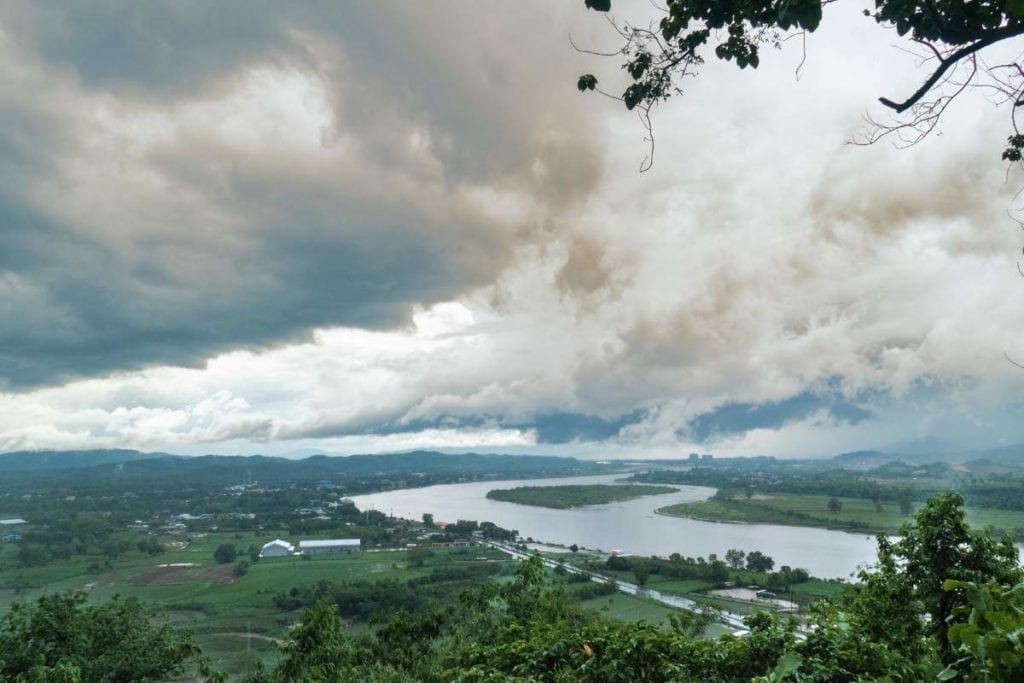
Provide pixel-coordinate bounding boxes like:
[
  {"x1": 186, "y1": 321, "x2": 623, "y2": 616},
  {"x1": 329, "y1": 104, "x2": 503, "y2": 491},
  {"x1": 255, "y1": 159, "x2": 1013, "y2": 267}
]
[{"x1": 350, "y1": 473, "x2": 881, "y2": 578}]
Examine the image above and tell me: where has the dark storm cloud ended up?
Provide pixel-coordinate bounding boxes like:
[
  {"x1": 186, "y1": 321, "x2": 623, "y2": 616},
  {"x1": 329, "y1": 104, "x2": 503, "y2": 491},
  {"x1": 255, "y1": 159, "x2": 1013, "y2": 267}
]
[
  {"x1": 279, "y1": 408, "x2": 645, "y2": 445},
  {"x1": 0, "y1": 1, "x2": 602, "y2": 389},
  {"x1": 682, "y1": 385, "x2": 873, "y2": 443}
]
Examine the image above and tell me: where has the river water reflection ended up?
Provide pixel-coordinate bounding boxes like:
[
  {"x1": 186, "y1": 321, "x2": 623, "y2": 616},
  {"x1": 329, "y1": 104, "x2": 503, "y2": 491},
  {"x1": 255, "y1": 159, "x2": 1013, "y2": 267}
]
[{"x1": 349, "y1": 474, "x2": 880, "y2": 579}]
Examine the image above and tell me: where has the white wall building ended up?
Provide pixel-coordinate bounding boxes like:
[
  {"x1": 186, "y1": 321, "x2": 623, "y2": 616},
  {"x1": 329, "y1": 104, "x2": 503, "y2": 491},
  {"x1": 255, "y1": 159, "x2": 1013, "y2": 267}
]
[
  {"x1": 259, "y1": 539, "x2": 295, "y2": 558},
  {"x1": 299, "y1": 538, "x2": 361, "y2": 555}
]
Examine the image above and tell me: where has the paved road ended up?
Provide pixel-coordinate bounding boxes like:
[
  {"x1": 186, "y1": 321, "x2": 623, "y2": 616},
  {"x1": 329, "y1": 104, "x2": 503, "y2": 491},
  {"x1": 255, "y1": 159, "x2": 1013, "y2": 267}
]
[{"x1": 484, "y1": 541, "x2": 752, "y2": 631}]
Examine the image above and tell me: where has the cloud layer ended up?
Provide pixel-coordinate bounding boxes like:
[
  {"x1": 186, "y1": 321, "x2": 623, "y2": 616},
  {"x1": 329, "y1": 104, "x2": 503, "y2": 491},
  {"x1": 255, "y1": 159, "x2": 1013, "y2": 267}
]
[{"x1": 2, "y1": 1, "x2": 1024, "y2": 457}]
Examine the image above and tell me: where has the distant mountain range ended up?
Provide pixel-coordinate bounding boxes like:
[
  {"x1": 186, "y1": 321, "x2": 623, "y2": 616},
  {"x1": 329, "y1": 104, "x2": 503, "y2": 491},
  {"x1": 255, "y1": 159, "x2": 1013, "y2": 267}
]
[
  {"x1": 833, "y1": 444, "x2": 1024, "y2": 473},
  {"x1": 0, "y1": 448, "x2": 612, "y2": 489}
]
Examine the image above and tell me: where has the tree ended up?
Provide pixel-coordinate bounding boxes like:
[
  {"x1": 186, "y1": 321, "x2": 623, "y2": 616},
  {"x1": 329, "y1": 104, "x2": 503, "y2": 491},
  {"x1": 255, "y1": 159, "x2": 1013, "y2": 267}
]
[
  {"x1": 633, "y1": 564, "x2": 650, "y2": 587},
  {"x1": 213, "y1": 543, "x2": 237, "y2": 564},
  {"x1": 0, "y1": 592, "x2": 215, "y2": 681},
  {"x1": 569, "y1": 543, "x2": 580, "y2": 553},
  {"x1": 899, "y1": 496, "x2": 914, "y2": 516},
  {"x1": 422, "y1": 513, "x2": 434, "y2": 527},
  {"x1": 827, "y1": 497, "x2": 842, "y2": 514},
  {"x1": 577, "y1": 0, "x2": 1024, "y2": 165},
  {"x1": 847, "y1": 492, "x2": 1021, "y2": 662},
  {"x1": 725, "y1": 548, "x2": 746, "y2": 570},
  {"x1": 407, "y1": 546, "x2": 433, "y2": 568},
  {"x1": 746, "y1": 550, "x2": 775, "y2": 572}
]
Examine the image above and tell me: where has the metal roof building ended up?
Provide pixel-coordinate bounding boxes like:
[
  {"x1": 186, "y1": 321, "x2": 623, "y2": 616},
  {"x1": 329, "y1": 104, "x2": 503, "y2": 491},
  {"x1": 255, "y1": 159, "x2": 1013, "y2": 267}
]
[{"x1": 298, "y1": 538, "x2": 361, "y2": 554}]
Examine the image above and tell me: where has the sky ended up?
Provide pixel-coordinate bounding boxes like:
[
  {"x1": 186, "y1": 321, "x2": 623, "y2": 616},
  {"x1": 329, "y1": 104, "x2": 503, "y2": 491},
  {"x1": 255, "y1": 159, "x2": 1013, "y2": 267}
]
[{"x1": 2, "y1": 1, "x2": 1024, "y2": 459}]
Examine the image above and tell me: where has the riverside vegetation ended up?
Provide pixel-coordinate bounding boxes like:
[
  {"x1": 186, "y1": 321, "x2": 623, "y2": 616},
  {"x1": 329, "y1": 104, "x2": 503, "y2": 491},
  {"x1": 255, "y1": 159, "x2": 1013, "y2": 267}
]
[{"x1": 485, "y1": 483, "x2": 677, "y2": 508}]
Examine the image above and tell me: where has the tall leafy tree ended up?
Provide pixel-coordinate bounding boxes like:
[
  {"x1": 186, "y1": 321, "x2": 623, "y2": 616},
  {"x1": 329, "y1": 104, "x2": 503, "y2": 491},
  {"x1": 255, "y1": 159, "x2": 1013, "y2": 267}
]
[{"x1": 846, "y1": 492, "x2": 1021, "y2": 662}]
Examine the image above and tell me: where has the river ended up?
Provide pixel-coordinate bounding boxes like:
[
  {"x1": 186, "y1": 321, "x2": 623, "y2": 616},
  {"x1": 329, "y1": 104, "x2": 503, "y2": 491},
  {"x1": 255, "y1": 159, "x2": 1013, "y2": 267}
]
[{"x1": 349, "y1": 473, "x2": 881, "y2": 578}]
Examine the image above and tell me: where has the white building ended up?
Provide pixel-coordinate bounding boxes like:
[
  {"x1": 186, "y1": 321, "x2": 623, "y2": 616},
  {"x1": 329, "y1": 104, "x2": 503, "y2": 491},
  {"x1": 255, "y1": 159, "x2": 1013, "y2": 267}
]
[
  {"x1": 0, "y1": 518, "x2": 27, "y2": 526},
  {"x1": 259, "y1": 539, "x2": 295, "y2": 558},
  {"x1": 299, "y1": 538, "x2": 361, "y2": 555}
]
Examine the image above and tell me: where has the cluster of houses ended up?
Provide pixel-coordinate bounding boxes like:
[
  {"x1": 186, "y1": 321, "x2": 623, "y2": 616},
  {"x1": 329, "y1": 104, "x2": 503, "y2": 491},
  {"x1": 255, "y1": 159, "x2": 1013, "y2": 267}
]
[{"x1": 259, "y1": 537, "x2": 361, "y2": 558}]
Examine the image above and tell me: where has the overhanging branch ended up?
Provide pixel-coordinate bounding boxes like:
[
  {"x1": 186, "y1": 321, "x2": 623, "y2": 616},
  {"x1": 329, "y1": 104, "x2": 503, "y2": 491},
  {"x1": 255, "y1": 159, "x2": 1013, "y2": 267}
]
[{"x1": 879, "y1": 25, "x2": 1024, "y2": 113}]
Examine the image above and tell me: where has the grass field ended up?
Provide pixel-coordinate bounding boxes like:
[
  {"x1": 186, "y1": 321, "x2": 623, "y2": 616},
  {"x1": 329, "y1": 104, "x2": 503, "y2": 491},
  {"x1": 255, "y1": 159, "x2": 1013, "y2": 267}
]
[
  {"x1": 579, "y1": 591, "x2": 684, "y2": 624},
  {"x1": 578, "y1": 591, "x2": 731, "y2": 637},
  {"x1": 645, "y1": 577, "x2": 714, "y2": 596},
  {"x1": 787, "y1": 580, "x2": 846, "y2": 598},
  {"x1": 658, "y1": 493, "x2": 1024, "y2": 534}
]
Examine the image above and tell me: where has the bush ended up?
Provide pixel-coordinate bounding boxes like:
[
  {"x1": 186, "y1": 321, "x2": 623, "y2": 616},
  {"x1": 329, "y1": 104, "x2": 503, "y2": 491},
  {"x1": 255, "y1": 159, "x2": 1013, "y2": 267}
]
[{"x1": 213, "y1": 543, "x2": 237, "y2": 564}]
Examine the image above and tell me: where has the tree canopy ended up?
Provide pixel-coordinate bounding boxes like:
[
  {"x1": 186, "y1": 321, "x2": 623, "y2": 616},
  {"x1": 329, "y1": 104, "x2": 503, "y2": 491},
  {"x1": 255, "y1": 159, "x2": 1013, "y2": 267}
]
[
  {"x1": 0, "y1": 592, "x2": 213, "y2": 682},
  {"x1": 578, "y1": 0, "x2": 1024, "y2": 163}
]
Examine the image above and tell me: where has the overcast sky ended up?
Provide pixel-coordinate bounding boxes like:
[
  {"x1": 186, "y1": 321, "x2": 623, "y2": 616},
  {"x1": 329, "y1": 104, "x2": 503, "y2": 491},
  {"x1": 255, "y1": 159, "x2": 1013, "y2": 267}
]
[{"x1": 2, "y1": 1, "x2": 1024, "y2": 459}]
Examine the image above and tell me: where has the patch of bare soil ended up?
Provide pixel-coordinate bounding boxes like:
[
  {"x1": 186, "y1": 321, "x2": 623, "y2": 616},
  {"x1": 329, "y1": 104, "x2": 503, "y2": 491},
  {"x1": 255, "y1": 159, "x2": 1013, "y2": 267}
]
[{"x1": 135, "y1": 564, "x2": 237, "y2": 585}]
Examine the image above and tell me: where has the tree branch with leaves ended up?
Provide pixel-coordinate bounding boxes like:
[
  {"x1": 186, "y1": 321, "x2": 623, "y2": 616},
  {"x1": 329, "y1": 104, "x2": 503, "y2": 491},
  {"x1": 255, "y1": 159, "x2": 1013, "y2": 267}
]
[{"x1": 577, "y1": 0, "x2": 1024, "y2": 163}]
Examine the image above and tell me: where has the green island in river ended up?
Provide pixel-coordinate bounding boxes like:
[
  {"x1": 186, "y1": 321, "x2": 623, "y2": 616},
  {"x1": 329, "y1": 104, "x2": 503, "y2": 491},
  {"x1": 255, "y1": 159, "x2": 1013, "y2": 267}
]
[{"x1": 486, "y1": 483, "x2": 678, "y2": 509}]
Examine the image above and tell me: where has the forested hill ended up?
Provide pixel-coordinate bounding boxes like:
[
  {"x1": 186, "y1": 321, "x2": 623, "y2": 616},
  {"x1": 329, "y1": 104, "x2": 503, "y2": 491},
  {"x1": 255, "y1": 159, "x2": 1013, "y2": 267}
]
[
  {"x1": 0, "y1": 449, "x2": 612, "y2": 491},
  {"x1": 0, "y1": 449, "x2": 171, "y2": 471}
]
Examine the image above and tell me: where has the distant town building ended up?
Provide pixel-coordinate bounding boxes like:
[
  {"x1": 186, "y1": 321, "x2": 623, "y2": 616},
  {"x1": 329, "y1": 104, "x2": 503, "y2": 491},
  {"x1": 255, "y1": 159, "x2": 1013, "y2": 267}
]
[
  {"x1": 0, "y1": 518, "x2": 27, "y2": 526},
  {"x1": 700, "y1": 454, "x2": 714, "y2": 461},
  {"x1": 299, "y1": 538, "x2": 361, "y2": 555},
  {"x1": 688, "y1": 453, "x2": 700, "y2": 461},
  {"x1": 259, "y1": 539, "x2": 295, "y2": 558},
  {"x1": 1, "y1": 532, "x2": 21, "y2": 543}
]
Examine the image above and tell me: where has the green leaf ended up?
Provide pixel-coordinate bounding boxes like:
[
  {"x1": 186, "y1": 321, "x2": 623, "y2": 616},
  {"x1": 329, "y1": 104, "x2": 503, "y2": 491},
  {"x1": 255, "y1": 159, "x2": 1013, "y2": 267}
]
[
  {"x1": 584, "y1": 0, "x2": 611, "y2": 11},
  {"x1": 577, "y1": 74, "x2": 598, "y2": 92},
  {"x1": 771, "y1": 652, "x2": 802, "y2": 679},
  {"x1": 800, "y1": 4, "x2": 823, "y2": 32}
]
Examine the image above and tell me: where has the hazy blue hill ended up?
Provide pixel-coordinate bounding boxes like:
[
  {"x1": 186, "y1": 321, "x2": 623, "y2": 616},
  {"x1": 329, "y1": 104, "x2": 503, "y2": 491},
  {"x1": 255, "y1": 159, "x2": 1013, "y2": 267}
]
[
  {"x1": 832, "y1": 450, "x2": 895, "y2": 468},
  {"x1": 958, "y1": 457, "x2": 1024, "y2": 476},
  {"x1": 835, "y1": 444, "x2": 1024, "y2": 471},
  {"x1": 0, "y1": 449, "x2": 170, "y2": 472},
  {"x1": 0, "y1": 449, "x2": 610, "y2": 489}
]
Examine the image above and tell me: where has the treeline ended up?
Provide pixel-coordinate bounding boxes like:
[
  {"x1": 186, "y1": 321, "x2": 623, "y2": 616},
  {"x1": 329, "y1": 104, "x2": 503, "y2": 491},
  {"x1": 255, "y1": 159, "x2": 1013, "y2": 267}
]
[
  {"x1": 272, "y1": 563, "x2": 503, "y2": 621},
  {"x1": 599, "y1": 549, "x2": 810, "y2": 590}
]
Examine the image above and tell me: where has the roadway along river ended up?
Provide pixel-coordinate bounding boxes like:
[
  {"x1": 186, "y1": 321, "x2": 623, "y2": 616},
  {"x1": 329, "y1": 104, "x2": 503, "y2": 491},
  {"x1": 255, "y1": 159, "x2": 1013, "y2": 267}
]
[{"x1": 349, "y1": 473, "x2": 880, "y2": 579}]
